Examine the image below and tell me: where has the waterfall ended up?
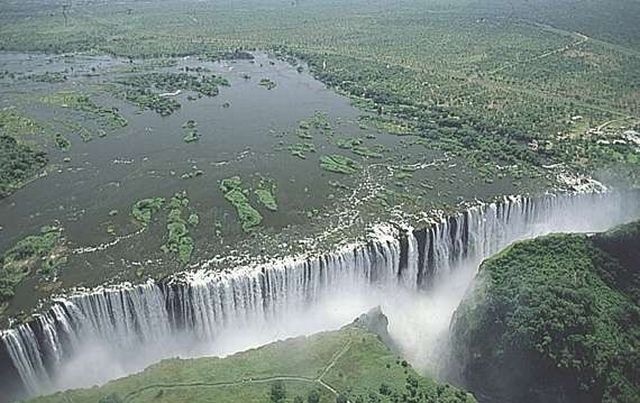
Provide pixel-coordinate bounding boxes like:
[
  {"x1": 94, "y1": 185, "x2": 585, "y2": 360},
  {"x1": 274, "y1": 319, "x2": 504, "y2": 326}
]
[{"x1": 2, "y1": 191, "x2": 639, "y2": 400}]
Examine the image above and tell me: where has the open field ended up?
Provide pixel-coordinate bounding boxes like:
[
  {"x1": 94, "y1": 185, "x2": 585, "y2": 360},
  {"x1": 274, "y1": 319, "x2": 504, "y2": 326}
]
[{"x1": 29, "y1": 314, "x2": 475, "y2": 403}]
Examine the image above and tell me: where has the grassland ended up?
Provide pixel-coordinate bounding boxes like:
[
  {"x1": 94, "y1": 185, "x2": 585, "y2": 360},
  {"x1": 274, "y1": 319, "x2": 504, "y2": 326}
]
[{"x1": 31, "y1": 313, "x2": 476, "y2": 403}]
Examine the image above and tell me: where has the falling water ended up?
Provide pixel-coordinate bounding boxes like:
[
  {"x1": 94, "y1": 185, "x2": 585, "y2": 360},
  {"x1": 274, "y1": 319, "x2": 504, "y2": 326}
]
[{"x1": 1, "y1": 191, "x2": 639, "y2": 400}]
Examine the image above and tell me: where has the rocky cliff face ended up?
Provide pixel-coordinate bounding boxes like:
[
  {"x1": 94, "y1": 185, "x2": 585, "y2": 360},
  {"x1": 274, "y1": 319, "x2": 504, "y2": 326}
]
[{"x1": 352, "y1": 306, "x2": 395, "y2": 349}]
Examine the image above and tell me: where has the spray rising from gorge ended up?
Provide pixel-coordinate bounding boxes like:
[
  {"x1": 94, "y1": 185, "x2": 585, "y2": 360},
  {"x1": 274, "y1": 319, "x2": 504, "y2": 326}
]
[{"x1": 2, "y1": 191, "x2": 639, "y2": 400}]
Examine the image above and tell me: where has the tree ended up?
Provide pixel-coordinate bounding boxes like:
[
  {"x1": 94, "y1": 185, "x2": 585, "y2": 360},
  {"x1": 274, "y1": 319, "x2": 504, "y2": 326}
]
[
  {"x1": 307, "y1": 389, "x2": 321, "y2": 403},
  {"x1": 270, "y1": 381, "x2": 286, "y2": 403},
  {"x1": 379, "y1": 383, "x2": 392, "y2": 395},
  {"x1": 98, "y1": 394, "x2": 122, "y2": 403}
]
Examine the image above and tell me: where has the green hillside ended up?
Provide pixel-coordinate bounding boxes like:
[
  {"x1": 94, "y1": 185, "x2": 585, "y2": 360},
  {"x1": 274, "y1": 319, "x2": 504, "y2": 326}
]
[
  {"x1": 32, "y1": 310, "x2": 475, "y2": 403},
  {"x1": 448, "y1": 221, "x2": 640, "y2": 403}
]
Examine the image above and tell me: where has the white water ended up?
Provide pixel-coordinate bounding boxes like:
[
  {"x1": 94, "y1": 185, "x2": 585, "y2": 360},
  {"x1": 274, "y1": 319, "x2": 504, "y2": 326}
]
[{"x1": 2, "y1": 192, "x2": 639, "y2": 398}]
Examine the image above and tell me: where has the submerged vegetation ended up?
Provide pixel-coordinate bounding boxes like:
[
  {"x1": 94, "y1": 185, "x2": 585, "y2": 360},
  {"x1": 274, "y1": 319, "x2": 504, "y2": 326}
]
[
  {"x1": 336, "y1": 137, "x2": 384, "y2": 159},
  {"x1": 54, "y1": 133, "x2": 70, "y2": 150},
  {"x1": 287, "y1": 142, "x2": 316, "y2": 159}
]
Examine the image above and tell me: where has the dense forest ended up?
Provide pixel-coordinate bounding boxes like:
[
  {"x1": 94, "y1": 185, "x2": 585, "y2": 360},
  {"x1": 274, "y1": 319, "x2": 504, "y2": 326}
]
[{"x1": 448, "y1": 221, "x2": 640, "y2": 402}]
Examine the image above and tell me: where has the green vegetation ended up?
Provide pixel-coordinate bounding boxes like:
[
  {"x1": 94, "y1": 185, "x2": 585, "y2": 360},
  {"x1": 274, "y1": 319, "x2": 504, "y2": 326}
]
[
  {"x1": 309, "y1": 112, "x2": 332, "y2": 135},
  {"x1": 161, "y1": 191, "x2": 195, "y2": 265},
  {"x1": 54, "y1": 133, "x2": 70, "y2": 150},
  {"x1": 287, "y1": 142, "x2": 316, "y2": 159},
  {"x1": 131, "y1": 197, "x2": 165, "y2": 226},
  {"x1": 41, "y1": 91, "x2": 127, "y2": 128},
  {"x1": 255, "y1": 178, "x2": 278, "y2": 212},
  {"x1": 187, "y1": 213, "x2": 199, "y2": 227},
  {"x1": 295, "y1": 112, "x2": 333, "y2": 141},
  {"x1": 0, "y1": 0, "x2": 636, "y2": 186},
  {"x1": 0, "y1": 109, "x2": 42, "y2": 137},
  {"x1": 269, "y1": 381, "x2": 286, "y2": 403},
  {"x1": 31, "y1": 311, "x2": 475, "y2": 403},
  {"x1": 394, "y1": 171, "x2": 412, "y2": 180},
  {"x1": 122, "y1": 88, "x2": 180, "y2": 116},
  {"x1": 449, "y1": 221, "x2": 640, "y2": 403},
  {"x1": 0, "y1": 109, "x2": 48, "y2": 196},
  {"x1": 114, "y1": 72, "x2": 228, "y2": 116},
  {"x1": 0, "y1": 1, "x2": 639, "y2": 391},
  {"x1": 359, "y1": 116, "x2": 416, "y2": 136},
  {"x1": 27, "y1": 72, "x2": 67, "y2": 83},
  {"x1": 320, "y1": 154, "x2": 360, "y2": 175},
  {"x1": 220, "y1": 176, "x2": 263, "y2": 232},
  {"x1": 118, "y1": 72, "x2": 228, "y2": 97},
  {"x1": 255, "y1": 189, "x2": 277, "y2": 211},
  {"x1": 55, "y1": 119, "x2": 93, "y2": 142},
  {"x1": 182, "y1": 120, "x2": 199, "y2": 143},
  {"x1": 0, "y1": 135, "x2": 47, "y2": 197},
  {"x1": 259, "y1": 78, "x2": 277, "y2": 90},
  {"x1": 0, "y1": 226, "x2": 65, "y2": 307},
  {"x1": 336, "y1": 137, "x2": 384, "y2": 159},
  {"x1": 296, "y1": 125, "x2": 312, "y2": 140}
]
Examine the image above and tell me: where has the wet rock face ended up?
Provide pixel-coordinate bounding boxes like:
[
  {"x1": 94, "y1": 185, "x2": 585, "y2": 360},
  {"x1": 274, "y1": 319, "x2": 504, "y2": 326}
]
[{"x1": 352, "y1": 306, "x2": 393, "y2": 347}]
